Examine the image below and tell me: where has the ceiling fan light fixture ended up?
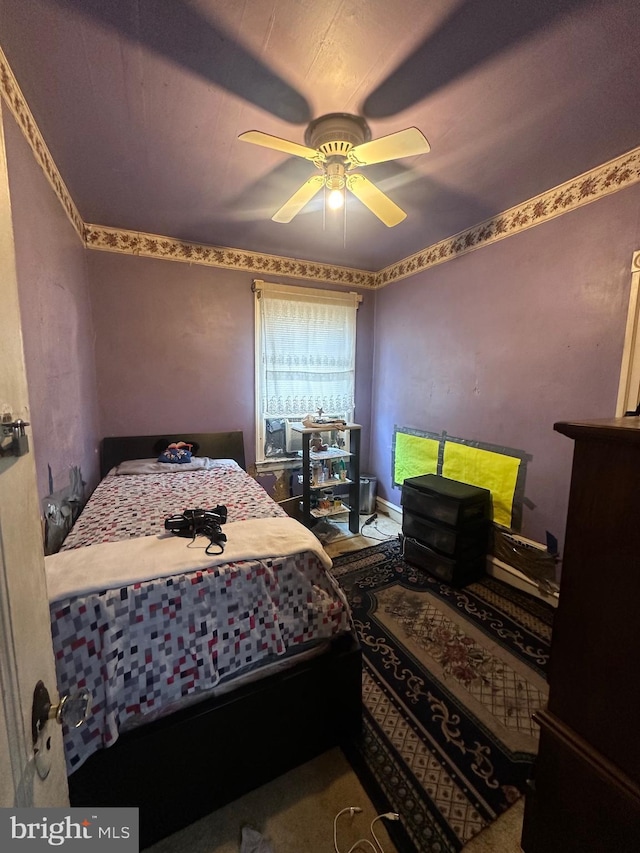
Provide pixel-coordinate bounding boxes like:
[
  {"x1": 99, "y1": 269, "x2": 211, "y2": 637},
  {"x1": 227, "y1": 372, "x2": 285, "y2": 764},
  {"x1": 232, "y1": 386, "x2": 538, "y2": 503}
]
[
  {"x1": 325, "y1": 160, "x2": 346, "y2": 211},
  {"x1": 241, "y1": 112, "x2": 429, "y2": 228},
  {"x1": 327, "y1": 188, "x2": 344, "y2": 210}
]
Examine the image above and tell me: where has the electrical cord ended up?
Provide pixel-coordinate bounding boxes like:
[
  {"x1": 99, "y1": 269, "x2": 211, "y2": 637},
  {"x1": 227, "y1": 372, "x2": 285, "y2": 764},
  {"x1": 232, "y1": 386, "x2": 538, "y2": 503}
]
[
  {"x1": 334, "y1": 807, "x2": 362, "y2": 853},
  {"x1": 360, "y1": 513, "x2": 395, "y2": 542},
  {"x1": 345, "y1": 839, "x2": 379, "y2": 853},
  {"x1": 334, "y1": 806, "x2": 400, "y2": 853},
  {"x1": 370, "y1": 813, "x2": 400, "y2": 853},
  {"x1": 361, "y1": 513, "x2": 377, "y2": 529},
  {"x1": 362, "y1": 526, "x2": 391, "y2": 542},
  {"x1": 327, "y1": 513, "x2": 396, "y2": 543}
]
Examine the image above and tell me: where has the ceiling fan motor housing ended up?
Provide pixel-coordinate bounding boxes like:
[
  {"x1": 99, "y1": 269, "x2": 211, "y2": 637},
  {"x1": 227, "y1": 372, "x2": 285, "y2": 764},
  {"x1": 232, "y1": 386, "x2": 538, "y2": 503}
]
[{"x1": 305, "y1": 113, "x2": 371, "y2": 158}]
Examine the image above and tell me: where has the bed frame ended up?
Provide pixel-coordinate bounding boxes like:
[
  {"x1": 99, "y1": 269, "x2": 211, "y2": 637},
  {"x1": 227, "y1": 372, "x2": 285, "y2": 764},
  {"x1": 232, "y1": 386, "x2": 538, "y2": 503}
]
[
  {"x1": 100, "y1": 430, "x2": 247, "y2": 477},
  {"x1": 69, "y1": 432, "x2": 362, "y2": 849}
]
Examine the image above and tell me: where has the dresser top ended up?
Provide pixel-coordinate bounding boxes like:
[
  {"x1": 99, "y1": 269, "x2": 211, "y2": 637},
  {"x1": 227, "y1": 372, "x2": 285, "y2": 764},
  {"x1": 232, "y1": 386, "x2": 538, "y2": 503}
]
[{"x1": 554, "y1": 416, "x2": 640, "y2": 444}]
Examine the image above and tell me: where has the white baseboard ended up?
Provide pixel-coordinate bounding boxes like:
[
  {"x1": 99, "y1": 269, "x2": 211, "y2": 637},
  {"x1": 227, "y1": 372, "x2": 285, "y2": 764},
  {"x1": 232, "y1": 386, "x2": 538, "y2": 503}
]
[
  {"x1": 486, "y1": 555, "x2": 559, "y2": 607},
  {"x1": 377, "y1": 497, "x2": 559, "y2": 607},
  {"x1": 376, "y1": 496, "x2": 402, "y2": 524}
]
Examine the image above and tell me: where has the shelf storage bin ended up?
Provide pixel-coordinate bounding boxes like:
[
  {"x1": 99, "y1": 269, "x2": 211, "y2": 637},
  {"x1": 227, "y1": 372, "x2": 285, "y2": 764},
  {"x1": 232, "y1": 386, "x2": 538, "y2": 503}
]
[
  {"x1": 402, "y1": 510, "x2": 489, "y2": 559},
  {"x1": 401, "y1": 474, "x2": 491, "y2": 587},
  {"x1": 401, "y1": 535, "x2": 486, "y2": 586},
  {"x1": 401, "y1": 474, "x2": 491, "y2": 527}
]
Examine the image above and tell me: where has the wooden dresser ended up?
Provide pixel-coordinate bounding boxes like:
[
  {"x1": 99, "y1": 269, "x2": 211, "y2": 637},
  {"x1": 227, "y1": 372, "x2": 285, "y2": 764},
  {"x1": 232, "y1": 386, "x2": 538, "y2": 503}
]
[{"x1": 521, "y1": 418, "x2": 640, "y2": 852}]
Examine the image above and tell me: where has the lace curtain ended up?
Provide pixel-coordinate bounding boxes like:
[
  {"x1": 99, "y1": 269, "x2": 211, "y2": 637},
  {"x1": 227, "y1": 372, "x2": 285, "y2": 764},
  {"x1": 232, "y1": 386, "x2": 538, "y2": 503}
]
[{"x1": 258, "y1": 285, "x2": 357, "y2": 418}]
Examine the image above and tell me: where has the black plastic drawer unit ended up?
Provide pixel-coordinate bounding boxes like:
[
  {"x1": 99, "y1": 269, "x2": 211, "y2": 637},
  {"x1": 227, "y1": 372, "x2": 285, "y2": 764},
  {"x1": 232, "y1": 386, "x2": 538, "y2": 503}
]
[
  {"x1": 401, "y1": 535, "x2": 486, "y2": 587},
  {"x1": 401, "y1": 474, "x2": 491, "y2": 586},
  {"x1": 402, "y1": 510, "x2": 489, "y2": 559},
  {"x1": 401, "y1": 474, "x2": 491, "y2": 528}
]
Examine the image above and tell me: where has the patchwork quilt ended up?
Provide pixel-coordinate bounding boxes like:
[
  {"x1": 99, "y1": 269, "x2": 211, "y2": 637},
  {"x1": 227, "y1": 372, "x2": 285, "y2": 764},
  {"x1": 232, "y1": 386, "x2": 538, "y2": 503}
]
[
  {"x1": 48, "y1": 460, "x2": 351, "y2": 773},
  {"x1": 61, "y1": 460, "x2": 284, "y2": 549}
]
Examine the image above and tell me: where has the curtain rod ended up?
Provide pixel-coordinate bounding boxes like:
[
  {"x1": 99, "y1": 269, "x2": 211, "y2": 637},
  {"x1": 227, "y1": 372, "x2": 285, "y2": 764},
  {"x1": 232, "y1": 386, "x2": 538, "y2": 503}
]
[{"x1": 251, "y1": 279, "x2": 363, "y2": 303}]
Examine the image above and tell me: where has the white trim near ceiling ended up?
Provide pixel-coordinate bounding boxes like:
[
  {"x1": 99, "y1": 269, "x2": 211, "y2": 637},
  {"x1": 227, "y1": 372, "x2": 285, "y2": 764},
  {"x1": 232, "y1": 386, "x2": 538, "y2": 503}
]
[{"x1": 2, "y1": 44, "x2": 639, "y2": 290}]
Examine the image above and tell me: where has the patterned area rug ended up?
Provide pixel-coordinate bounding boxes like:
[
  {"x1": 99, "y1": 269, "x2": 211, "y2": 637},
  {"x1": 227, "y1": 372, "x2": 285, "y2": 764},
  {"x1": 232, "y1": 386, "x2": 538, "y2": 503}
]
[{"x1": 332, "y1": 538, "x2": 554, "y2": 853}]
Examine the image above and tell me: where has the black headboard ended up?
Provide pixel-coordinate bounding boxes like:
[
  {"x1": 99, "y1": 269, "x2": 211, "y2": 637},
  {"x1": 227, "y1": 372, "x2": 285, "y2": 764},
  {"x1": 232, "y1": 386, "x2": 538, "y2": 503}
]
[{"x1": 100, "y1": 431, "x2": 246, "y2": 478}]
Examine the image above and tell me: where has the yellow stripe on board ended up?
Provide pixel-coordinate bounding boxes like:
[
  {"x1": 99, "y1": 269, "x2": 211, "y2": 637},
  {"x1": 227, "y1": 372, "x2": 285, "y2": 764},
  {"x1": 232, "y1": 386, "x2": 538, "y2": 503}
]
[
  {"x1": 442, "y1": 442, "x2": 521, "y2": 528},
  {"x1": 394, "y1": 433, "x2": 439, "y2": 484}
]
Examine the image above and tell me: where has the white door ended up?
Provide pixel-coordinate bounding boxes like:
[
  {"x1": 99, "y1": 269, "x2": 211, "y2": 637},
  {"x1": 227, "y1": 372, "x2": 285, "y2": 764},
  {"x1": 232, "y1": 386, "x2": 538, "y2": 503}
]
[{"x1": 0, "y1": 103, "x2": 68, "y2": 806}]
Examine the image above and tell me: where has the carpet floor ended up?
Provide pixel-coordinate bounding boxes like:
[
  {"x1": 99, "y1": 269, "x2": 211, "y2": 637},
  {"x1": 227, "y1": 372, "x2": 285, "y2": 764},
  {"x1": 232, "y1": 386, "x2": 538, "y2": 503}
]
[{"x1": 331, "y1": 538, "x2": 554, "y2": 853}]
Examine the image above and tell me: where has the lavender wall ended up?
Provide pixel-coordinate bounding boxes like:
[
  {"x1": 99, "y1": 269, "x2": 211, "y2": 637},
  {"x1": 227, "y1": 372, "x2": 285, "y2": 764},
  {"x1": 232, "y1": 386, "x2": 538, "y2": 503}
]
[
  {"x1": 6, "y1": 86, "x2": 638, "y2": 551},
  {"x1": 87, "y1": 251, "x2": 375, "y2": 472},
  {"x1": 371, "y1": 184, "x2": 640, "y2": 550},
  {"x1": 4, "y1": 113, "x2": 101, "y2": 502}
]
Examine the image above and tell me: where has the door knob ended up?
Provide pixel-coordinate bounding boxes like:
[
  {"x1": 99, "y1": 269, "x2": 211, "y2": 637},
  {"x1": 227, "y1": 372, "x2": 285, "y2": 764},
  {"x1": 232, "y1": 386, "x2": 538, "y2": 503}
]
[
  {"x1": 31, "y1": 680, "x2": 91, "y2": 744},
  {"x1": 0, "y1": 415, "x2": 30, "y2": 457},
  {"x1": 31, "y1": 681, "x2": 91, "y2": 780}
]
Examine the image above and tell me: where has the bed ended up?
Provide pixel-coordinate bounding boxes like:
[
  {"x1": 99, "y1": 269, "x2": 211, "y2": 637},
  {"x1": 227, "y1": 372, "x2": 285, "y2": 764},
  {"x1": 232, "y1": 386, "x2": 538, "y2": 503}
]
[{"x1": 46, "y1": 432, "x2": 361, "y2": 847}]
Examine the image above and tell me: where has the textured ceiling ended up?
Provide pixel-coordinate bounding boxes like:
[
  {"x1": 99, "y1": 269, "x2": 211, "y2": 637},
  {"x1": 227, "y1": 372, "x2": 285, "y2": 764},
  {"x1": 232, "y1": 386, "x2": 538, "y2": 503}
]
[{"x1": 0, "y1": 0, "x2": 639, "y2": 271}]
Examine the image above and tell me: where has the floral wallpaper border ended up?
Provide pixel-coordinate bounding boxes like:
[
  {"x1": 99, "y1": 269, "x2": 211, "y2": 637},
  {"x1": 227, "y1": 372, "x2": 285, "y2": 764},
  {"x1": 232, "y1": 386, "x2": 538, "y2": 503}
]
[
  {"x1": 0, "y1": 48, "x2": 84, "y2": 240},
  {"x1": 2, "y1": 45, "x2": 639, "y2": 290},
  {"x1": 377, "y1": 147, "x2": 640, "y2": 287},
  {"x1": 82, "y1": 224, "x2": 377, "y2": 288}
]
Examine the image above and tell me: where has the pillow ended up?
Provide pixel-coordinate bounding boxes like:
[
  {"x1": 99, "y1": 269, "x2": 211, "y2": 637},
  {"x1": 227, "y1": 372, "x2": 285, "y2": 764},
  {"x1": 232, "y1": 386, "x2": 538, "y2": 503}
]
[
  {"x1": 111, "y1": 457, "x2": 240, "y2": 476},
  {"x1": 158, "y1": 443, "x2": 193, "y2": 464},
  {"x1": 153, "y1": 438, "x2": 201, "y2": 455}
]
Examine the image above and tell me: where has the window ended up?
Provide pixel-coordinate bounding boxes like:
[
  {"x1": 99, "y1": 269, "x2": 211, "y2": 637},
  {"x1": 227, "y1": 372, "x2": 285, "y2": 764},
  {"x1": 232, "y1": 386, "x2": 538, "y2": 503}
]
[{"x1": 253, "y1": 280, "x2": 359, "y2": 463}]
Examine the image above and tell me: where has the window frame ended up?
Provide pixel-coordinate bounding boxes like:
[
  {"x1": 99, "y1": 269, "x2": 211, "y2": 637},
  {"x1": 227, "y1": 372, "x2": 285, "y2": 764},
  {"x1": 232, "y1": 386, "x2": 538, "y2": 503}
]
[
  {"x1": 616, "y1": 251, "x2": 640, "y2": 416},
  {"x1": 253, "y1": 279, "x2": 360, "y2": 465}
]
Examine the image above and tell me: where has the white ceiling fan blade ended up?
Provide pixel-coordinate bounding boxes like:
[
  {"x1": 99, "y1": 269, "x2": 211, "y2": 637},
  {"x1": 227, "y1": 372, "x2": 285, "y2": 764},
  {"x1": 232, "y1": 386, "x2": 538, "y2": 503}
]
[
  {"x1": 348, "y1": 127, "x2": 430, "y2": 167},
  {"x1": 272, "y1": 175, "x2": 325, "y2": 223},
  {"x1": 239, "y1": 130, "x2": 323, "y2": 162},
  {"x1": 346, "y1": 174, "x2": 407, "y2": 227}
]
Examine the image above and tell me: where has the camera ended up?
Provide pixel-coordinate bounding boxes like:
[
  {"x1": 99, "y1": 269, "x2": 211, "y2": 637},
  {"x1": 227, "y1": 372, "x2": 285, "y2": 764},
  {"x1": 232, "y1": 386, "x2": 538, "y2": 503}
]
[
  {"x1": 164, "y1": 506, "x2": 227, "y2": 535},
  {"x1": 164, "y1": 506, "x2": 228, "y2": 553}
]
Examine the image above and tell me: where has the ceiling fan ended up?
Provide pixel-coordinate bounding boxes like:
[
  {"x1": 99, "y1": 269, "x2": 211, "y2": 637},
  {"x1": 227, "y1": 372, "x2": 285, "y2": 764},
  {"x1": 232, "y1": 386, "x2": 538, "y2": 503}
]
[{"x1": 238, "y1": 113, "x2": 430, "y2": 227}]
